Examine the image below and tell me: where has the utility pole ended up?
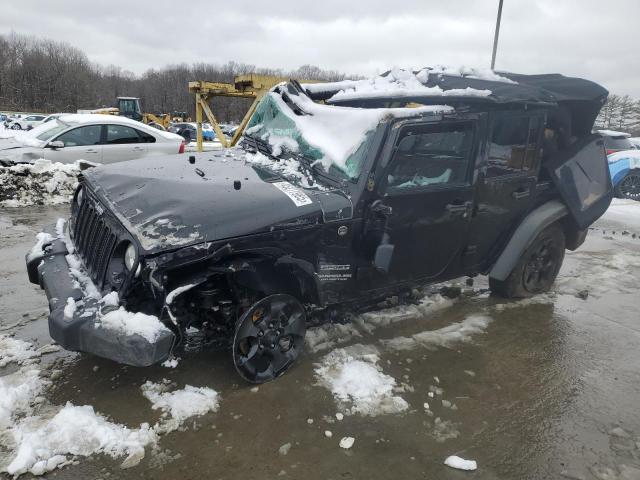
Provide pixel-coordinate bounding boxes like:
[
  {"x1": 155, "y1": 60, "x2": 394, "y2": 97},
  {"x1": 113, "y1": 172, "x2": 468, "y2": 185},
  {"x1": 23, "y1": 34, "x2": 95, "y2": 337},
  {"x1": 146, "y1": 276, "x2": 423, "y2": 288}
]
[{"x1": 491, "y1": 0, "x2": 504, "y2": 70}]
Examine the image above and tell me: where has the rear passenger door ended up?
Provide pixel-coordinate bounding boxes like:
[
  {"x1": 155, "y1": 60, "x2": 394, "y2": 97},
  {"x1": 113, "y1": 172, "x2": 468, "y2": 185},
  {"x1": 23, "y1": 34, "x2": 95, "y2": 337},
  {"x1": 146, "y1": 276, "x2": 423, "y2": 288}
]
[
  {"x1": 102, "y1": 124, "x2": 147, "y2": 163},
  {"x1": 465, "y1": 111, "x2": 544, "y2": 270}
]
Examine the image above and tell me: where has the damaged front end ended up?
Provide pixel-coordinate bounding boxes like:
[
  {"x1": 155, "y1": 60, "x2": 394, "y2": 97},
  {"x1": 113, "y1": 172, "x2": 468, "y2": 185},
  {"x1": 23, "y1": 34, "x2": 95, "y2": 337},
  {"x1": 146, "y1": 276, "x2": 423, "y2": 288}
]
[{"x1": 25, "y1": 195, "x2": 176, "y2": 367}]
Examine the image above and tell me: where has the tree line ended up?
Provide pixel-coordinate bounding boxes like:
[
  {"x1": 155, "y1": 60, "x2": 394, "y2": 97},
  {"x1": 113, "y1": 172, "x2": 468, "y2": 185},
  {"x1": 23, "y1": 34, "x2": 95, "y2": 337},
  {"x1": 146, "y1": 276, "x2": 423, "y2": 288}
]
[
  {"x1": 594, "y1": 94, "x2": 640, "y2": 135},
  {"x1": 0, "y1": 33, "x2": 349, "y2": 122},
  {"x1": 3, "y1": 32, "x2": 640, "y2": 133}
]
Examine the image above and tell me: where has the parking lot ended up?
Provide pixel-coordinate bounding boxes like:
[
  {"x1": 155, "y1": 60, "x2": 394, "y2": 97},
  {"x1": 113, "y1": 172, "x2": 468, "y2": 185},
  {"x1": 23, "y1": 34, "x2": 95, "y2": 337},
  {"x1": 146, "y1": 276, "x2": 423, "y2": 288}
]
[{"x1": 1, "y1": 201, "x2": 639, "y2": 479}]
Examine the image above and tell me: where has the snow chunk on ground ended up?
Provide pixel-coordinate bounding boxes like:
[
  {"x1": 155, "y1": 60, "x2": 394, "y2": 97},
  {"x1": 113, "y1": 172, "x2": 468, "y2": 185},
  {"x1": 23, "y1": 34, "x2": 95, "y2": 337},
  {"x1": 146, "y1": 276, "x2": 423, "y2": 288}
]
[
  {"x1": 4, "y1": 403, "x2": 157, "y2": 476},
  {"x1": 314, "y1": 345, "x2": 408, "y2": 416},
  {"x1": 339, "y1": 437, "x2": 355, "y2": 449},
  {"x1": 0, "y1": 369, "x2": 48, "y2": 431},
  {"x1": 141, "y1": 381, "x2": 220, "y2": 433},
  {"x1": 444, "y1": 455, "x2": 477, "y2": 471},
  {"x1": 0, "y1": 336, "x2": 41, "y2": 368},
  {"x1": 0, "y1": 159, "x2": 89, "y2": 207},
  {"x1": 381, "y1": 315, "x2": 492, "y2": 351},
  {"x1": 95, "y1": 308, "x2": 170, "y2": 343}
]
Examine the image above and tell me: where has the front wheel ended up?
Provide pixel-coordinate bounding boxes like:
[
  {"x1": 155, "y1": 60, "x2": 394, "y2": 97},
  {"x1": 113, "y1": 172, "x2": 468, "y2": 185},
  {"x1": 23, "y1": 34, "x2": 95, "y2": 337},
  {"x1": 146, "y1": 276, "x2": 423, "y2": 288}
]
[
  {"x1": 615, "y1": 170, "x2": 640, "y2": 200},
  {"x1": 489, "y1": 223, "x2": 565, "y2": 298},
  {"x1": 11, "y1": 123, "x2": 21, "y2": 130},
  {"x1": 232, "y1": 294, "x2": 306, "y2": 383}
]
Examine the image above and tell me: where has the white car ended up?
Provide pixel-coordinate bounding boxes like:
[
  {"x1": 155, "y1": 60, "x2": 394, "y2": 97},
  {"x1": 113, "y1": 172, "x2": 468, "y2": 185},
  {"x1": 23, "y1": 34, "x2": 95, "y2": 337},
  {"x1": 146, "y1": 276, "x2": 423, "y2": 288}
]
[
  {"x1": 8, "y1": 114, "x2": 46, "y2": 130},
  {"x1": 0, "y1": 114, "x2": 185, "y2": 165}
]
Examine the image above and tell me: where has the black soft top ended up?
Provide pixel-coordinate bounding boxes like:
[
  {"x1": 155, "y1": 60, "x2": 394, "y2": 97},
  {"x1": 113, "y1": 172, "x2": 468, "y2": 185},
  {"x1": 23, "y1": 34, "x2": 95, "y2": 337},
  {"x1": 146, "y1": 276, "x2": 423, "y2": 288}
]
[{"x1": 311, "y1": 71, "x2": 608, "y2": 136}]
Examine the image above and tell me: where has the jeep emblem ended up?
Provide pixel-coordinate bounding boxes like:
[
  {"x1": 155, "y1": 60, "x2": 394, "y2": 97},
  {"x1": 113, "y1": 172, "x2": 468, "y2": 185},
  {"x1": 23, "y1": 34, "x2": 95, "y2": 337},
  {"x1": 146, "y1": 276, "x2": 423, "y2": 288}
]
[{"x1": 337, "y1": 226, "x2": 348, "y2": 236}]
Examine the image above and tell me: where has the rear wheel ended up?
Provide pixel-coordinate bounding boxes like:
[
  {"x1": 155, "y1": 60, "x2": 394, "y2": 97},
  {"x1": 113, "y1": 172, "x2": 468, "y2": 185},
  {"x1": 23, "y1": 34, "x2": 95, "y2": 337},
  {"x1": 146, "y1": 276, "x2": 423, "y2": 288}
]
[
  {"x1": 489, "y1": 223, "x2": 565, "y2": 298},
  {"x1": 232, "y1": 294, "x2": 306, "y2": 383},
  {"x1": 615, "y1": 170, "x2": 640, "y2": 200}
]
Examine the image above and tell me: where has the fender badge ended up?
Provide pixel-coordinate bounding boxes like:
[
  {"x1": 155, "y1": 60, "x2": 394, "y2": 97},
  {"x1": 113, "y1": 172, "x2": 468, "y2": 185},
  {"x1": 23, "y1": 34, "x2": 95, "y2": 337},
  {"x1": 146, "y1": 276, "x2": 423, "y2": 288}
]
[{"x1": 337, "y1": 225, "x2": 349, "y2": 236}]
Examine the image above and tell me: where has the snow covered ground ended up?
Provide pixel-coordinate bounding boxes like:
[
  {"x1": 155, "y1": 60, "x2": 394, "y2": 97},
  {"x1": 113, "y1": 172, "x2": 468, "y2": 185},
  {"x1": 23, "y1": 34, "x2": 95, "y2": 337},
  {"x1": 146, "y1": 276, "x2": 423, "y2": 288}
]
[{"x1": 0, "y1": 334, "x2": 221, "y2": 476}]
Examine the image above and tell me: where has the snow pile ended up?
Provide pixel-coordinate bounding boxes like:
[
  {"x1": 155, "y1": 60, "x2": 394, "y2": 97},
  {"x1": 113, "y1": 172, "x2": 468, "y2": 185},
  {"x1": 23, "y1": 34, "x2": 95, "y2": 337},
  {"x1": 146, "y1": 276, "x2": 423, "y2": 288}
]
[
  {"x1": 305, "y1": 293, "x2": 454, "y2": 353},
  {"x1": 0, "y1": 369, "x2": 48, "y2": 431},
  {"x1": 4, "y1": 404, "x2": 157, "y2": 476},
  {"x1": 381, "y1": 315, "x2": 492, "y2": 351},
  {"x1": 26, "y1": 232, "x2": 54, "y2": 262},
  {"x1": 427, "y1": 64, "x2": 517, "y2": 83},
  {"x1": 444, "y1": 455, "x2": 477, "y2": 471},
  {"x1": 245, "y1": 150, "x2": 318, "y2": 189},
  {"x1": 314, "y1": 344, "x2": 408, "y2": 416},
  {"x1": 141, "y1": 380, "x2": 220, "y2": 433},
  {"x1": 95, "y1": 308, "x2": 170, "y2": 343},
  {"x1": 0, "y1": 335, "x2": 41, "y2": 368},
  {"x1": 0, "y1": 159, "x2": 86, "y2": 207},
  {"x1": 325, "y1": 68, "x2": 492, "y2": 102}
]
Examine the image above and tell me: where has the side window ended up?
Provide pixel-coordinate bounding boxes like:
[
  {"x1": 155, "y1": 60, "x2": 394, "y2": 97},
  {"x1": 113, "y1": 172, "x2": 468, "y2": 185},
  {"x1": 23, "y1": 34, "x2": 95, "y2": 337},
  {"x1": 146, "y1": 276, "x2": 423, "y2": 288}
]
[
  {"x1": 106, "y1": 125, "x2": 140, "y2": 144},
  {"x1": 56, "y1": 125, "x2": 102, "y2": 147},
  {"x1": 136, "y1": 129, "x2": 156, "y2": 143},
  {"x1": 387, "y1": 122, "x2": 474, "y2": 191},
  {"x1": 487, "y1": 114, "x2": 541, "y2": 177}
]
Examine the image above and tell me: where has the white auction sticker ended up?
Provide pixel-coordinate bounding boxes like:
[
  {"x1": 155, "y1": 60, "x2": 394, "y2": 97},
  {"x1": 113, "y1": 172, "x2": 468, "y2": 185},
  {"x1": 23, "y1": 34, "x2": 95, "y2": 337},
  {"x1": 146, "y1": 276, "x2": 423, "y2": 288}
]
[{"x1": 272, "y1": 181, "x2": 313, "y2": 207}]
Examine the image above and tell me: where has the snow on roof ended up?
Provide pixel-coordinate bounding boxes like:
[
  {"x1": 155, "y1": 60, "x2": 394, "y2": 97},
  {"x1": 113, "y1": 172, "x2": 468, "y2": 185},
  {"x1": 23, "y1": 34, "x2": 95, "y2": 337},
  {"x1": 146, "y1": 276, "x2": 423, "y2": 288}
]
[
  {"x1": 270, "y1": 89, "x2": 453, "y2": 171},
  {"x1": 305, "y1": 68, "x2": 493, "y2": 103},
  {"x1": 425, "y1": 65, "x2": 517, "y2": 84},
  {"x1": 596, "y1": 129, "x2": 631, "y2": 138}
]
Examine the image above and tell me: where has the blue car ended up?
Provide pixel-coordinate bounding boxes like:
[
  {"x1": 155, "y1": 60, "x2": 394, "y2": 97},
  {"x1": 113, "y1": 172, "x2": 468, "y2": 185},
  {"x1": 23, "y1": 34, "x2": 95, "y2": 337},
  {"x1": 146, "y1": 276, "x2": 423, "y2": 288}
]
[{"x1": 608, "y1": 150, "x2": 640, "y2": 200}]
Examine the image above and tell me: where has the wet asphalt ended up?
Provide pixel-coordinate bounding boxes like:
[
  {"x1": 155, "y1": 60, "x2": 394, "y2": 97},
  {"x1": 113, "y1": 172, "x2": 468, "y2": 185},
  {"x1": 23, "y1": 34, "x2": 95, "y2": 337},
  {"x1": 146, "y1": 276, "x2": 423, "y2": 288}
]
[{"x1": 1, "y1": 205, "x2": 640, "y2": 480}]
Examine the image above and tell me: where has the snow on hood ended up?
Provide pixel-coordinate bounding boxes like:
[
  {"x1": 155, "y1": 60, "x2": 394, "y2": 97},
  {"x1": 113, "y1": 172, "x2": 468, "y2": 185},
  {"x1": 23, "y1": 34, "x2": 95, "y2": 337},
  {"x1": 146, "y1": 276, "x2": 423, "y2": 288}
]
[
  {"x1": 304, "y1": 67, "x2": 505, "y2": 103},
  {"x1": 607, "y1": 149, "x2": 640, "y2": 164}
]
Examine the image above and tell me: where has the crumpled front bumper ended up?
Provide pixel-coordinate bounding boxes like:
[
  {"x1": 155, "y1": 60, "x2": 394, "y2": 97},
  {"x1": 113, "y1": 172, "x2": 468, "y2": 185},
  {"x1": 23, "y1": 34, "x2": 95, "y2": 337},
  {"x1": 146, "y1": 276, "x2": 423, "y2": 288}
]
[{"x1": 25, "y1": 225, "x2": 175, "y2": 367}]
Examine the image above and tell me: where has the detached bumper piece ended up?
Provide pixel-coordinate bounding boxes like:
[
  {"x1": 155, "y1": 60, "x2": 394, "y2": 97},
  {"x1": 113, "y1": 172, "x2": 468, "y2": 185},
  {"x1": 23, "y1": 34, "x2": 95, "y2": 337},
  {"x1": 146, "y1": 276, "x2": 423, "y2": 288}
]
[{"x1": 25, "y1": 228, "x2": 175, "y2": 367}]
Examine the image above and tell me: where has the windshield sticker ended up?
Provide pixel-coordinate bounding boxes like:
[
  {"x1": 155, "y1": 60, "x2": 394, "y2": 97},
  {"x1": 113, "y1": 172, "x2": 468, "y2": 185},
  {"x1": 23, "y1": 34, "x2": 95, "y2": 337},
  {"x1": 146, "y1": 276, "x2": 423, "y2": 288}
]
[{"x1": 272, "y1": 181, "x2": 313, "y2": 207}]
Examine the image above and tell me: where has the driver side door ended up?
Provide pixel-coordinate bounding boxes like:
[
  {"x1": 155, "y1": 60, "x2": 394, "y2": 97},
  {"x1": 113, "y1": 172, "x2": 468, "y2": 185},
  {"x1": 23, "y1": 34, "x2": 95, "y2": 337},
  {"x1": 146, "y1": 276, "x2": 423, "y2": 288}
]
[
  {"x1": 365, "y1": 117, "x2": 481, "y2": 286},
  {"x1": 44, "y1": 125, "x2": 104, "y2": 164}
]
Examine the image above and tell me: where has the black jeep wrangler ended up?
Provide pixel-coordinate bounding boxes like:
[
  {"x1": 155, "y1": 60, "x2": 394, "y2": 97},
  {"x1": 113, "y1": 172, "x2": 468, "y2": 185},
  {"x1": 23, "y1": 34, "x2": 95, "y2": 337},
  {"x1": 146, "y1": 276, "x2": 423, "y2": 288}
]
[{"x1": 26, "y1": 69, "x2": 612, "y2": 383}]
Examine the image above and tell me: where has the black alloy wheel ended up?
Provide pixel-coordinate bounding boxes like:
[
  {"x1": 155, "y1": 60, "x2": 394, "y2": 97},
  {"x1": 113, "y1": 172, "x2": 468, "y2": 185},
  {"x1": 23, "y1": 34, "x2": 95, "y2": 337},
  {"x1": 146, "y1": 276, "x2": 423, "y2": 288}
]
[{"x1": 232, "y1": 294, "x2": 306, "y2": 383}]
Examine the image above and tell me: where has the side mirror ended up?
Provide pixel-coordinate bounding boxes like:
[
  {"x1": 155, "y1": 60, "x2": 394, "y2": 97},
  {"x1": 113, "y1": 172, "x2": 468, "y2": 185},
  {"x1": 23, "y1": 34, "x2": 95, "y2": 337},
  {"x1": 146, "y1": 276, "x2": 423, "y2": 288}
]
[
  {"x1": 374, "y1": 233, "x2": 394, "y2": 273},
  {"x1": 47, "y1": 140, "x2": 65, "y2": 149}
]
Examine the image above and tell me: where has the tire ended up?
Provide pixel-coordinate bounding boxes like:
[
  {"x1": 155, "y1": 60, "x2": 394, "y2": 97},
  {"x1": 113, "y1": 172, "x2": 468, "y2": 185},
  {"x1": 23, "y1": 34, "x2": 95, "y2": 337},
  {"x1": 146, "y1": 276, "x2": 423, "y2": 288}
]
[
  {"x1": 489, "y1": 223, "x2": 565, "y2": 298},
  {"x1": 232, "y1": 294, "x2": 306, "y2": 383},
  {"x1": 11, "y1": 123, "x2": 21, "y2": 130},
  {"x1": 615, "y1": 170, "x2": 640, "y2": 200}
]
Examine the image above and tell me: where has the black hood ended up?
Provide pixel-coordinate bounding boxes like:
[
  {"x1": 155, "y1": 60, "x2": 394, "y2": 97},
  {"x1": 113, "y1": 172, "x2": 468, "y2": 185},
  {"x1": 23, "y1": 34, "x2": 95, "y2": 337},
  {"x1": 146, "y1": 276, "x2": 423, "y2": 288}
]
[{"x1": 84, "y1": 149, "x2": 353, "y2": 254}]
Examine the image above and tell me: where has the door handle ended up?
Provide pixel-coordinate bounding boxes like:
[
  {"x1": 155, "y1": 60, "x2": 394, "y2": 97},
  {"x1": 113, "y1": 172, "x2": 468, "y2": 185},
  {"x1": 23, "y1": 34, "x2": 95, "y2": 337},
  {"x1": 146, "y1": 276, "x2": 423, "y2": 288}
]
[
  {"x1": 445, "y1": 201, "x2": 472, "y2": 217},
  {"x1": 133, "y1": 146, "x2": 145, "y2": 151},
  {"x1": 512, "y1": 188, "x2": 530, "y2": 200},
  {"x1": 84, "y1": 149, "x2": 98, "y2": 154}
]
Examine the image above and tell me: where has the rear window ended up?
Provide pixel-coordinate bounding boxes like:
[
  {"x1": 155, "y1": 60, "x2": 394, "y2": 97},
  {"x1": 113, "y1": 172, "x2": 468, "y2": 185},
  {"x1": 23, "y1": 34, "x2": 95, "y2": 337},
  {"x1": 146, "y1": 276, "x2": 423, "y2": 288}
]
[{"x1": 603, "y1": 136, "x2": 633, "y2": 151}]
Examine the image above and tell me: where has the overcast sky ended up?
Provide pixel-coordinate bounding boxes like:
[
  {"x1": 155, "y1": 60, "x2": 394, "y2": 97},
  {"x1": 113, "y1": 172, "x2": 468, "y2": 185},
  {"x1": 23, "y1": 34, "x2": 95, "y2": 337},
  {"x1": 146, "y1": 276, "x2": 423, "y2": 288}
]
[{"x1": 2, "y1": 0, "x2": 639, "y2": 96}]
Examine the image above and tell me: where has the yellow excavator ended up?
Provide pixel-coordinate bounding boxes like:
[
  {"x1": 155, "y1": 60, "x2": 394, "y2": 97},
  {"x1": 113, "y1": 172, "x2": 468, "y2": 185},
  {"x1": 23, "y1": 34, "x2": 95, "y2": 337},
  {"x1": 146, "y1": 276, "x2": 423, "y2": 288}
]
[{"x1": 83, "y1": 97, "x2": 189, "y2": 129}]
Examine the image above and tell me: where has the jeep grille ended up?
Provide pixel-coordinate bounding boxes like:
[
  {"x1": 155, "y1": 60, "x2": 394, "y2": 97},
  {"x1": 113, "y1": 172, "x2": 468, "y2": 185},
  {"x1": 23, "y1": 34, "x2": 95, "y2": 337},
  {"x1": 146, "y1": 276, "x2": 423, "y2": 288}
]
[{"x1": 73, "y1": 199, "x2": 118, "y2": 289}]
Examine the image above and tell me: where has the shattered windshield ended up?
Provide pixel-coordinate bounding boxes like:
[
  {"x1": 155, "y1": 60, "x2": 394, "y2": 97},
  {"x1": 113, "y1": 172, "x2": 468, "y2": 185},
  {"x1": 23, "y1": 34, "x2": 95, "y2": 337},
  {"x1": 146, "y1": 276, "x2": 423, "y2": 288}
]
[{"x1": 245, "y1": 93, "x2": 375, "y2": 181}]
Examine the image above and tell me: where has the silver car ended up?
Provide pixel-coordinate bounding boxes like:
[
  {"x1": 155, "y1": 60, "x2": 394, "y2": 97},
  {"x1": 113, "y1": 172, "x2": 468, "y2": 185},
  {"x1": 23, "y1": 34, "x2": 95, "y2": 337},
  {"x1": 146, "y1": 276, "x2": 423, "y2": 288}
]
[{"x1": 0, "y1": 114, "x2": 185, "y2": 165}]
